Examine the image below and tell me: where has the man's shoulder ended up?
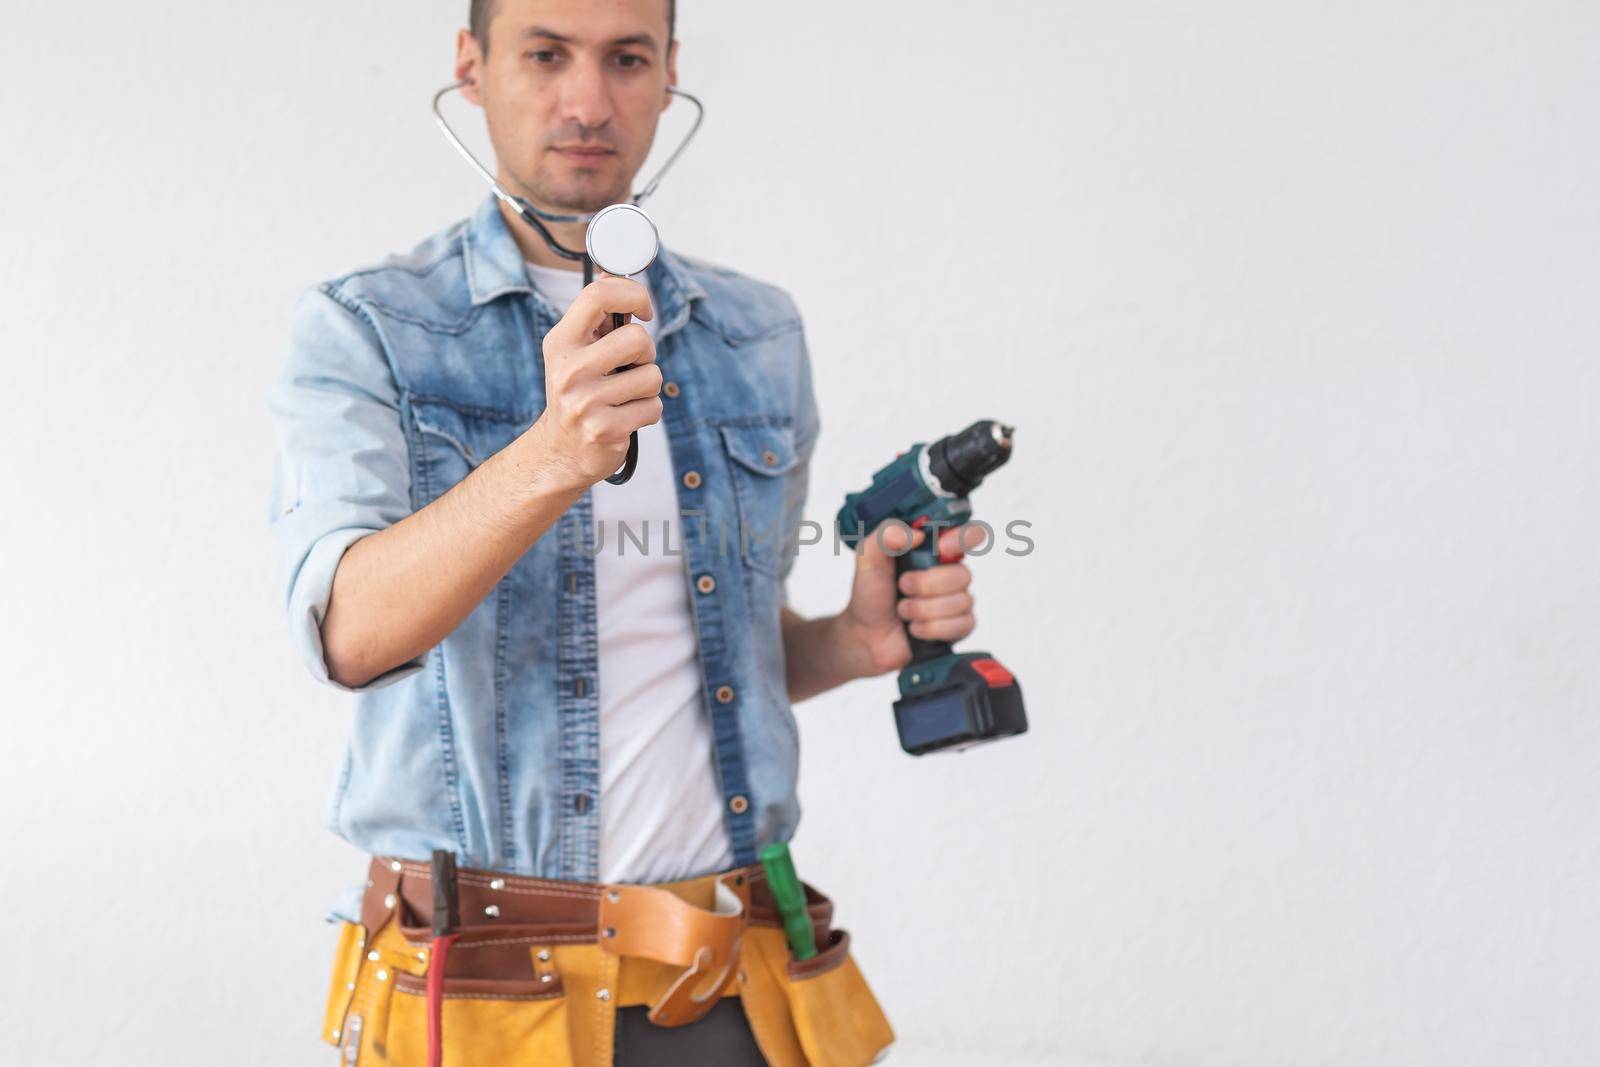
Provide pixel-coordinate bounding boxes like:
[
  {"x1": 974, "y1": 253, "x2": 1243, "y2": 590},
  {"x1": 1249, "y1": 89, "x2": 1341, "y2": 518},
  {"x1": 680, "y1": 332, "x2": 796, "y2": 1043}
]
[
  {"x1": 313, "y1": 215, "x2": 476, "y2": 331},
  {"x1": 303, "y1": 213, "x2": 808, "y2": 342},
  {"x1": 668, "y1": 250, "x2": 804, "y2": 343}
]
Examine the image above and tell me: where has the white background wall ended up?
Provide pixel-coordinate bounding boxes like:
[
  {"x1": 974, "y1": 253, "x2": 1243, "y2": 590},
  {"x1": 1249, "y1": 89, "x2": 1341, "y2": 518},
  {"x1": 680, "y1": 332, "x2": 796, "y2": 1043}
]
[{"x1": 2, "y1": 2, "x2": 1597, "y2": 1064}]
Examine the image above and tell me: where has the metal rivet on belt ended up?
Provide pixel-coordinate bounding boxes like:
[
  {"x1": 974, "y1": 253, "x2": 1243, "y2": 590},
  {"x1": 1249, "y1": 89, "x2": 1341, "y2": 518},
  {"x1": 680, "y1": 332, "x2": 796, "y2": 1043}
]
[
  {"x1": 416, "y1": 951, "x2": 427, "y2": 963},
  {"x1": 331, "y1": 1028, "x2": 340, "y2": 1040},
  {"x1": 540, "y1": 973, "x2": 552, "y2": 983},
  {"x1": 606, "y1": 889, "x2": 621, "y2": 903},
  {"x1": 738, "y1": 970, "x2": 748, "y2": 984},
  {"x1": 383, "y1": 893, "x2": 396, "y2": 909},
  {"x1": 346, "y1": 982, "x2": 355, "y2": 991},
  {"x1": 490, "y1": 878, "x2": 506, "y2": 890},
  {"x1": 536, "y1": 949, "x2": 551, "y2": 962},
  {"x1": 375, "y1": 969, "x2": 388, "y2": 982},
  {"x1": 367, "y1": 950, "x2": 380, "y2": 962},
  {"x1": 485, "y1": 904, "x2": 501, "y2": 918},
  {"x1": 603, "y1": 926, "x2": 616, "y2": 939},
  {"x1": 390, "y1": 860, "x2": 403, "y2": 873},
  {"x1": 596, "y1": 988, "x2": 612, "y2": 1002}
]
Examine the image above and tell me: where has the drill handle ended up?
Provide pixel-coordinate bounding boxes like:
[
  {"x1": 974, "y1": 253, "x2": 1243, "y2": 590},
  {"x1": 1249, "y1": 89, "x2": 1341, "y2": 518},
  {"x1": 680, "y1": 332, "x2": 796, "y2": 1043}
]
[{"x1": 894, "y1": 543, "x2": 955, "y2": 663}]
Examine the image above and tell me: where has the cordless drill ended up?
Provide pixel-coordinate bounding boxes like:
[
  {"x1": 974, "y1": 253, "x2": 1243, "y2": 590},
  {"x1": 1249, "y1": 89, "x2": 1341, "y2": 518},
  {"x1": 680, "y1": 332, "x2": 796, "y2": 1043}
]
[{"x1": 836, "y1": 419, "x2": 1028, "y2": 756}]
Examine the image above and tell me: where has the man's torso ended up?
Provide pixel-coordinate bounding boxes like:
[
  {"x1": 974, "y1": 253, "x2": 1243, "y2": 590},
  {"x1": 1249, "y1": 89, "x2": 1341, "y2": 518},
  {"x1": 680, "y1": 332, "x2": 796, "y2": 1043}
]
[{"x1": 273, "y1": 194, "x2": 820, "y2": 919}]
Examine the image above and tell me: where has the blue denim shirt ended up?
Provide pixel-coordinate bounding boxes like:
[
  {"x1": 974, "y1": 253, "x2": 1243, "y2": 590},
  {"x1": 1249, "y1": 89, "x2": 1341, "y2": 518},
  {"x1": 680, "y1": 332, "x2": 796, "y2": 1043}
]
[{"x1": 268, "y1": 194, "x2": 820, "y2": 921}]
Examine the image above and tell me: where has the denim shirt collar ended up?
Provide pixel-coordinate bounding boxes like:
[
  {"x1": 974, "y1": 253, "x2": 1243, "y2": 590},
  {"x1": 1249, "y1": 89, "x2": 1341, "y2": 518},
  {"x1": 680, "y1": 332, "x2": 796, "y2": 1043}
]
[{"x1": 463, "y1": 193, "x2": 706, "y2": 334}]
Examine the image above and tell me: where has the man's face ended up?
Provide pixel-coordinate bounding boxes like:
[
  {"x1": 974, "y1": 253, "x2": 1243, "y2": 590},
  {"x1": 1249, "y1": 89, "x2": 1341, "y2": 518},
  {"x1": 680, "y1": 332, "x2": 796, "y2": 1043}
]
[{"x1": 462, "y1": 0, "x2": 676, "y2": 214}]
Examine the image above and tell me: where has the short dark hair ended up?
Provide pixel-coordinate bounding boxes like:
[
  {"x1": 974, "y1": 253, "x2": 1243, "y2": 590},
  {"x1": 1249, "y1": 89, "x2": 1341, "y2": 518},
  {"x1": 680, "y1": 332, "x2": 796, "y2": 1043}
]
[{"x1": 470, "y1": 0, "x2": 676, "y2": 55}]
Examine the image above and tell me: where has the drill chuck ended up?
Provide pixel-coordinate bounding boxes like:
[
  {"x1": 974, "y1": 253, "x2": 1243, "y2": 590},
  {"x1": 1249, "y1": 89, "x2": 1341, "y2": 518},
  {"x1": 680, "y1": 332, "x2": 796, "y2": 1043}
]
[{"x1": 928, "y1": 419, "x2": 1015, "y2": 497}]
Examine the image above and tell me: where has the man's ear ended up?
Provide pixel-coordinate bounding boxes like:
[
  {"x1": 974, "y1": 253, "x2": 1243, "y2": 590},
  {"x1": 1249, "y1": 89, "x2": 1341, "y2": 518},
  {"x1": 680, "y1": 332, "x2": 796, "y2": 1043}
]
[
  {"x1": 455, "y1": 27, "x2": 485, "y2": 106},
  {"x1": 662, "y1": 38, "x2": 678, "y2": 112}
]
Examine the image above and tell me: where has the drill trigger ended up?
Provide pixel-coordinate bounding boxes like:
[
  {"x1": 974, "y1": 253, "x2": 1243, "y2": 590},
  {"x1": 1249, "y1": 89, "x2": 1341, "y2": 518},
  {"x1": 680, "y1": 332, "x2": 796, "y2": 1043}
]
[{"x1": 912, "y1": 515, "x2": 967, "y2": 565}]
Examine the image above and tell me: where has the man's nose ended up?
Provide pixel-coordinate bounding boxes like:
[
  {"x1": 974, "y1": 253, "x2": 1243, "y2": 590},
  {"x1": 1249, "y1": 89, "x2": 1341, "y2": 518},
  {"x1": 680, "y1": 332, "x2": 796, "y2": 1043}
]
[{"x1": 557, "y1": 59, "x2": 615, "y2": 134}]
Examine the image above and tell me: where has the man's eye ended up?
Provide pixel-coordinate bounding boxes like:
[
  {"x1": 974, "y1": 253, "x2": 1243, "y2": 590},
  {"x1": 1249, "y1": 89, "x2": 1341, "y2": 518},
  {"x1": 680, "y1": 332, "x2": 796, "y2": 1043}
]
[
  {"x1": 615, "y1": 53, "x2": 647, "y2": 69},
  {"x1": 527, "y1": 49, "x2": 559, "y2": 63}
]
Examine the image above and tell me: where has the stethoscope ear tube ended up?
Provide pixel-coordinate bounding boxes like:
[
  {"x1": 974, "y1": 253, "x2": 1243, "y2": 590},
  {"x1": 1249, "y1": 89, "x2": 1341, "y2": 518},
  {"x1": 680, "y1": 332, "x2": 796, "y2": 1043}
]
[{"x1": 431, "y1": 80, "x2": 705, "y2": 232}]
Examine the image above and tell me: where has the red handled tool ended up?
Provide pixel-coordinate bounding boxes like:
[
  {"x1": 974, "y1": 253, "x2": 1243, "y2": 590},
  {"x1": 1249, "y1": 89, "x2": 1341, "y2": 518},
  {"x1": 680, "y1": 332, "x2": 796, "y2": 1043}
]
[{"x1": 427, "y1": 850, "x2": 461, "y2": 1067}]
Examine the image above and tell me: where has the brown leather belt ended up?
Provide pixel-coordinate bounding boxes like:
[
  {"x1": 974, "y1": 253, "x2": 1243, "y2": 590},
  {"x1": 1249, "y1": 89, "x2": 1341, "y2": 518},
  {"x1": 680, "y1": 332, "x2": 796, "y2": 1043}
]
[{"x1": 358, "y1": 854, "x2": 836, "y2": 1028}]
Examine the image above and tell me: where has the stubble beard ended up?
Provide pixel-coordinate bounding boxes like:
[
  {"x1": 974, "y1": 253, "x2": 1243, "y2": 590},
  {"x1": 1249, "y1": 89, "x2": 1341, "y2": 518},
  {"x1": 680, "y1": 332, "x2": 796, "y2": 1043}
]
[{"x1": 508, "y1": 159, "x2": 633, "y2": 216}]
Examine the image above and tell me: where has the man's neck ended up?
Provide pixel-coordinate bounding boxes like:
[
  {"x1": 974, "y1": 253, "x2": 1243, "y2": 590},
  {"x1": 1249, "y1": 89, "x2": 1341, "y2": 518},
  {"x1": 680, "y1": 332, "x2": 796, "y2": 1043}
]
[{"x1": 495, "y1": 196, "x2": 589, "y2": 274}]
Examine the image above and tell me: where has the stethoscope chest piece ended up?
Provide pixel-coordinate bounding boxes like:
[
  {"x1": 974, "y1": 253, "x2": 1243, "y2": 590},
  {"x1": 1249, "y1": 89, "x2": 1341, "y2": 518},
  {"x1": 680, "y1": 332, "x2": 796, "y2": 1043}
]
[{"x1": 585, "y1": 203, "x2": 660, "y2": 277}]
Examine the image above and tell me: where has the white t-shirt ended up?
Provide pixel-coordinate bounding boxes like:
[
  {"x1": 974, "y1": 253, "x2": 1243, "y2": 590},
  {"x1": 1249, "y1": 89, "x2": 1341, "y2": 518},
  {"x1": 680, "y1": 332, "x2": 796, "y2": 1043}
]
[{"x1": 524, "y1": 259, "x2": 736, "y2": 884}]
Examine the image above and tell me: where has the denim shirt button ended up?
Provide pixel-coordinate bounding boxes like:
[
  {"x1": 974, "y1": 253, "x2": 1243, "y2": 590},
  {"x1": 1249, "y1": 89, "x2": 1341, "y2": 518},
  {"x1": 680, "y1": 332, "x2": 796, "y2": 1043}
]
[
  {"x1": 682, "y1": 470, "x2": 702, "y2": 489},
  {"x1": 715, "y1": 685, "x2": 735, "y2": 704},
  {"x1": 696, "y1": 574, "x2": 716, "y2": 594},
  {"x1": 663, "y1": 381, "x2": 680, "y2": 398},
  {"x1": 728, "y1": 794, "x2": 749, "y2": 814}
]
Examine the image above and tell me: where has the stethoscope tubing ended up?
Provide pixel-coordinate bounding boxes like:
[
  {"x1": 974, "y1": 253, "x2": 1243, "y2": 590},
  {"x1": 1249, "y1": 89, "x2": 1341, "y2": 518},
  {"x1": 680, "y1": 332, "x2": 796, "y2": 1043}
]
[
  {"x1": 430, "y1": 80, "x2": 704, "y2": 255},
  {"x1": 430, "y1": 80, "x2": 704, "y2": 485}
]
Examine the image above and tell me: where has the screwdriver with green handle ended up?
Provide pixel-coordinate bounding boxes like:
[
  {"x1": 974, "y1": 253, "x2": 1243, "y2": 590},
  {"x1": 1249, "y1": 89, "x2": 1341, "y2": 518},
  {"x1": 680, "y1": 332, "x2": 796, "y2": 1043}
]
[{"x1": 760, "y1": 842, "x2": 816, "y2": 961}]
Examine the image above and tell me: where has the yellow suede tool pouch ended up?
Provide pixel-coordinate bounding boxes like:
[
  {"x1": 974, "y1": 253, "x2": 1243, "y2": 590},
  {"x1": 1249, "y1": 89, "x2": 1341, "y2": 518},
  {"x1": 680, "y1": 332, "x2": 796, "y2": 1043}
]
[
  {"x1": 319, "y1": 853, "x2": 585, "y2": 1067},
  {"x1": 319, "y1": 912, "x2": 577, "y2": 1067},
  {"x1": 738, "y1": 912, "x2": 896, "y2": 1067}
]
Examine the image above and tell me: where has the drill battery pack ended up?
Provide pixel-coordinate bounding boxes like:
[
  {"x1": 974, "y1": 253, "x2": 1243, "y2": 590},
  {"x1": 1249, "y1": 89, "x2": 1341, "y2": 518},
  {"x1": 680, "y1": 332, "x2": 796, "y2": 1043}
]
[{"x1": 893, "y1": 652, "x2": 1028, "y2": 756}]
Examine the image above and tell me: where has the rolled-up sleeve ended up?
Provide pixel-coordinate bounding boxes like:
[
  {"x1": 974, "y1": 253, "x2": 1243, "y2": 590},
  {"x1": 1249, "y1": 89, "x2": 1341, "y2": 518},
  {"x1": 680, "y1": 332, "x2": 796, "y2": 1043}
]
[
  {"x1": 267, "y1": 286, "x2": 424, "y2": 691},
  {"x1": 779, "y1": 311, "x2": 822, "y2": 609}
]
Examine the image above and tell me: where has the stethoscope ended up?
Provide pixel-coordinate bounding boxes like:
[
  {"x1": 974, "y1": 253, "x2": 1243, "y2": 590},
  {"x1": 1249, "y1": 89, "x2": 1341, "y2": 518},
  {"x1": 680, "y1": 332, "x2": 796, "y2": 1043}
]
[{"x1": 431, "y1": 81, "x2": 706, "y2": 484}]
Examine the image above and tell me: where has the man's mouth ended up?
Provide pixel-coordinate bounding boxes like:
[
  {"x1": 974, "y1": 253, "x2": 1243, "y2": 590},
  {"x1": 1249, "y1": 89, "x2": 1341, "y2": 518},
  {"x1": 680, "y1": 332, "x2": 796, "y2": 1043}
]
[{"x1": 552, "y1": 145, "x2": 615, "y2": 164}]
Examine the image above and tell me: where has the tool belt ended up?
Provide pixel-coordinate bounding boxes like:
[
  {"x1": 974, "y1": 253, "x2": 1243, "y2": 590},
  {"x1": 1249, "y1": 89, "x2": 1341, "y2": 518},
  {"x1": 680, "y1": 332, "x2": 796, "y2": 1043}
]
[{"x1": 321, "y1": 854, "x2": 895, "y2": 1067}]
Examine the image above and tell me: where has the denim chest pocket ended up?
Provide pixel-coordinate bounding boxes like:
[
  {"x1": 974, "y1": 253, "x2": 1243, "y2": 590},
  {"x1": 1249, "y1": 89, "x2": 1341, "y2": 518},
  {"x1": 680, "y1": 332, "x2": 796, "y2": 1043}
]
[
  {"x1": 717, "y1": 421, "x2": 801, "y2": 577},
  {"x1": 407, "y1": 395, "x2": 527, "y2": 507}
]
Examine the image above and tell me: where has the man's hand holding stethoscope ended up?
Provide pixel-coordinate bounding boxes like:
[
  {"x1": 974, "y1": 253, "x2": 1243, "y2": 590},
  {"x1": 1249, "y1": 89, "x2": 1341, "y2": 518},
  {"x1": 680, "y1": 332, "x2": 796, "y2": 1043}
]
[
  {"x1": 527, "y1": 202, "x2": 667, "y2": 492},
  {"x1": 530, "y1": 275, "x2": 662, "y2": 493}
]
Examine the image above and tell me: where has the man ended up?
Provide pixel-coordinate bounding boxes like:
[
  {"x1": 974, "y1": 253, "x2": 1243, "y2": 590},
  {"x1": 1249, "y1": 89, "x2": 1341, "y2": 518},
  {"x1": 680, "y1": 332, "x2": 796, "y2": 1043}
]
[{"x1": 269, "y1": 0, "x2": 980, "y2": 1062}]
